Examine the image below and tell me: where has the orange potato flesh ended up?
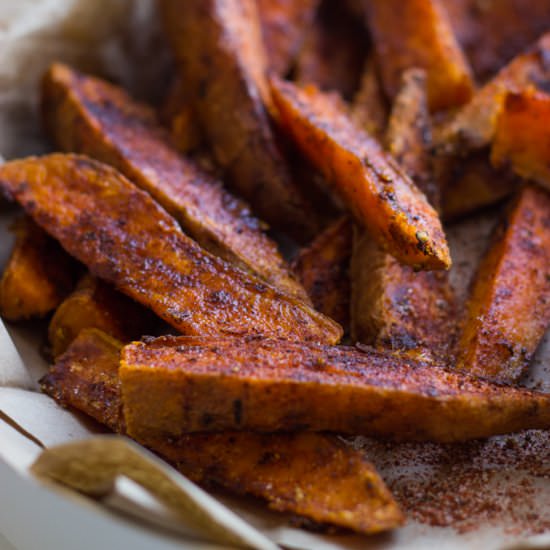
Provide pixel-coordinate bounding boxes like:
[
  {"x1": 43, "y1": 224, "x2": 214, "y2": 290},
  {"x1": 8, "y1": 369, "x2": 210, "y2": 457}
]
[
  {"x1": 364, "y1": 0, "x2": 474, "y2": 112},
  {"x1": 49, "y1": 275, "x2": 154, "y2": 358},
  {"x1": 292, "y1": 216, "x2": 352, "y2": 331},
  {"x1": 159, "y1": 0, "x2": 320, "y2": 240},
  {"x1": 0, "y1": 154, "x2": 342, "y2": 344},
  {"x1": 456, "y1": 185, "x2": 550, "y2": 383},
  {"x1": 270, "y1": 76, "x2": 450, "y2": 270},
  {"x1": 41, "y1": 63, "x2": 309, "y2": 303},
  {"x1": 41, "y1": 329, "x2": 404, "y2": 535},
  {"x1": 0, "y1": 217, "x2": 77, "y2": 321},
  {"x1": 491, "y1": 89, "x2": 550, "y2": 191},
  {"x1": 257, "y1": 0, "x2": 320, "y2": 76},
  {"x1": 120, "y1": 336, "x2": 550, "y2": 443},
  {"x1": 435, "y1": 32, "x2": 550, "y2": 154}
]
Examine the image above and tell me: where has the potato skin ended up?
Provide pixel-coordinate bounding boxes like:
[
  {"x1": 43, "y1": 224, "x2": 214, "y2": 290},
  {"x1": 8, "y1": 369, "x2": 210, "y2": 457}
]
[
  {"x1": 120, "y1": 336, "x2": 550, "y2": 443},
  {"x1": 48, "y1": 275, "x2": 154, "y2": 358},
  {"x1": 0, "y1": 154, "x2": 341, "y2": 343},
  {"x1": 41, "y1": 63, "x2": 309, "y2": 303},
  {"x1": 0, "y1": 217, "x2": 77, "y2": 321},
  {"x1": 41, "y1": 329, "x2": 404, "y2": 535},
  {"x1": 257, "y1": 0, "x2": 319, "y2": 76},
  {"x1": 492, "y1": 89, "x2": 550, "y2": 192},
  {"x1": 364, "y1": 0, "x2": 474, "y2": 112},
  {"x1": 271, "y1": 77, "x2": 450, "y2": 270},
  {"x1": 292, "y1": 216, "x2": 352, "y2": 331},
  {"x1": 159, "y1": 0, "x2": 319, "y2": 240},
  {"x1": 456, "y1": 185, "x2": 550, "y2": 383}
]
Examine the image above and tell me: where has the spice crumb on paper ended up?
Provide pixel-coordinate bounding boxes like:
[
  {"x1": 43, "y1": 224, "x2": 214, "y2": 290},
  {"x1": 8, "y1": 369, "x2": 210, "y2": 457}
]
[{"x1": 350, "y1": 430, "x2": 550, "y2": 536}]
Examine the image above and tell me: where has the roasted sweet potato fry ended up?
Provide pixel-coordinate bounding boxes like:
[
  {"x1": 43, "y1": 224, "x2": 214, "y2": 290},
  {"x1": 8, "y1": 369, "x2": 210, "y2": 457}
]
[
  {"x1": 257, "y1": 0, "x2": 319, "y2": 76},
  {"x1": 444, "y1": 0, "x2": 550, "y2": 81},
  {"x1": 120, "y1": 336, "x2": 550, "y2": 443},
  {"x1": 351, "y1": 228, "x2": 457, "y2": 361},
  {"x1": 435, "y1": 32, "x2": 550, "y2": 154},
  {"x1": 363, "y1": 0, "x2": 474, "y2": 112},
  {"x1": 456, "y1": 185, "x2": 550, "y2": 383},
  {"x1": 292, "y1": 216, "x2": 352, "y2": 330},
  {"x1": 385, "y1": 68, "x2": 438, "y2": 208},
  {"x1": 491, "y1": 89, "x2": 550, "y2": 191},
  {"x1": 0, "y1": 154, "x2": 342, "y2": 343},
  {"x1": 160, "y1": 76, "x2": 202, "y2": 155},
  {"x1": 159, "y1": 0, "x2": 319, "y2": 240},
  {"x1": 41, "y1": 328, "x2": 124, "y2": 432},
  {"x1": 41, "y1": 329, "x2": 404, "y2": 535},
  {"x1": 351, "y1": 56, "x2": 388, "y2": 141},
  {"x1": 440, "y1": 150, "x2": 519, "y2": 220},
  {"x1": 294, "y1": 0, "x2": 369, "y2": 100},
  {"x1": 352, "y1": 72, "x2": 455, "y2": 360},
  {"x1": 49, "y1": 275, "x2": 154, "y2": 358},
  {"x1": 152, "y1": 432, "x2": 404, "y2": 535},
  {"x1": 285, "y1": 150, "x2": 343, "y2": 226},
  {"x1": 41, "y1": 63, "x2": 309, "y2": 302},
  {"x1": 0, "y1": 217, "x2": 77, "y2": 321},
  {"x1": 270, "y1": 77, "x2": 450, "y2": 270}
]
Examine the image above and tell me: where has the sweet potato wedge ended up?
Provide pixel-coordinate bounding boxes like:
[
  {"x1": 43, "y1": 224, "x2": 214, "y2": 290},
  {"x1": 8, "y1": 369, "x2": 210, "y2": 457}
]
[
  {"x1": 41, "y1": 329, "x2": 404, "y2": 535},
  {"x1": 294, "y1": 0, "x2": 369, "y2": 100},
  {"x1": 0, "y1": 154, "x2": 342, "y2": 343},
  {"x1": 435, "y1": 32, "x2": 550, "y2": 154},
  {"x1": 351, "y1": 229, "x2": 457, "y2": 361},
  {"x1": 257, "y1": 0, "x2": 319, "y2": 76},
  {"x1": 160, "y1": 77, "x2": 202, "y2": 155},
  {"x1": 363, "y1": 0, "x2": 474, "y2": 112},
  {"x1": 0, "y1": 217, "x2": 77, "y2": 321},
  {"x1": 41, "y1": 63, "x2": 309, "y2": 303},
  {"x1": 120, "y1": 336, "x2": 550, "y2": 443},
  {"x1": 151, "y1": 432, "x2": 404, "y2": 535},
  {"x1": 49, "y1": 275, "x2": 154, "y2": 358},
  {"x1": 351, "y1": 71, "x2": 456, "y2": 360},
  {"x1": 491, "y1": 89, "x2": 550, "y2": 191},
  {"x1": 270, "y1": 77, "x2": 450, "y2": 270},
  {"x1": 385, "y1": 68, "x2": 438, "y2": 208},
  {"x1": 351, "y1": 56, "x2": 388, "y2": 141},
  {"x1": 444, "y1": 0, "x2": 550, "y2": 81},
  {"x1": 456, "y1": 185, "x2": 550, "y2": 383},
  {"x1": 292, "y1": 216, "x2": 352, "y2": 330},
  {"x1": 159, "y1": 0, "x2": 319, "y2": 240},
  {"x1": 440, "y1": 150, "x2": 519, "y2": 220},
  {"x1": 41, "y1": 328, "x2": 124, "y2": 432}
]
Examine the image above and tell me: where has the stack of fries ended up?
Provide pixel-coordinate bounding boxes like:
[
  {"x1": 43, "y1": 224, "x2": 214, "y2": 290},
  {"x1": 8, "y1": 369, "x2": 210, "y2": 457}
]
[{"x1": 0, "y1": 0, "x2": 549, "y2": 537}]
